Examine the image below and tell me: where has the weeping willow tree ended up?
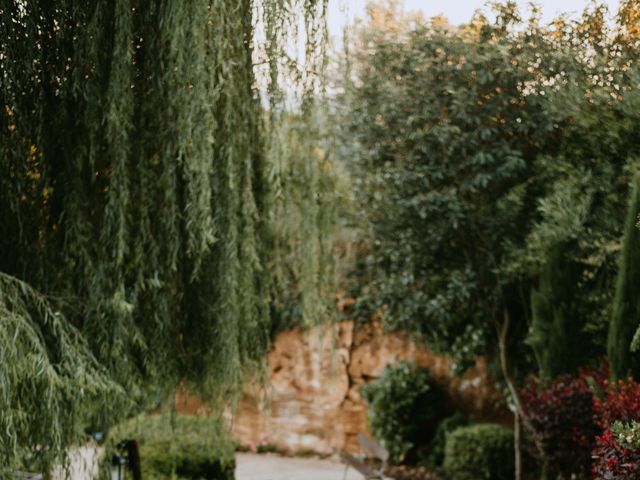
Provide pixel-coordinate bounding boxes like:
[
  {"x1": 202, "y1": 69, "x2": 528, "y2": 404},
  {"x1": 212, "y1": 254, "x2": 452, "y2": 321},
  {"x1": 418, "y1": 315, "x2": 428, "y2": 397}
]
[
  {"x1": 266, "y1": 110, "x2": 340, "y2": 334},
  {"x1": 0, "y1": 0, "x2": 331, "y2": 471},
  {"x1": 0, "y1": 273, "x2": 126, "y2": 473},
  {"x1": 257, "y1": 0, "x2": 339, "y2": 333}
]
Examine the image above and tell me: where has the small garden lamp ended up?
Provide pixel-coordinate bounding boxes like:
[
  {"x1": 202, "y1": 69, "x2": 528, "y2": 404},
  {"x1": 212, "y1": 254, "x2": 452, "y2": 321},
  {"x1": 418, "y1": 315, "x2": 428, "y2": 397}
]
[{"x1": 111, "y1": 453, "x2": 127, "y2": 480}]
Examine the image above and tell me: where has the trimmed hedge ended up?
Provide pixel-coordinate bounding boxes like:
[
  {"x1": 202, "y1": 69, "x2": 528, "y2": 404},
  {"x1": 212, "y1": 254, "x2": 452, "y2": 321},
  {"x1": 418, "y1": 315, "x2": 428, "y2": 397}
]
[
  {"x1": 421, "y1": 412, "x2": 471, "y2": 468},
  {"x1": 443, "y1": 423, "x2": 514, "y2": 480},
  {"x1": 103, "y1": 414, "x2": 235, "y2": 480}
]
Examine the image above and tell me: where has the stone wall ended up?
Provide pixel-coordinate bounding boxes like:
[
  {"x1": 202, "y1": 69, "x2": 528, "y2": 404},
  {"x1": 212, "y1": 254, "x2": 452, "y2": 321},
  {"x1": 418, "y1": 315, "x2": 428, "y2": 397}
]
[{"x1": 201, "y1": 319, "x2": 508, "y2": 456}]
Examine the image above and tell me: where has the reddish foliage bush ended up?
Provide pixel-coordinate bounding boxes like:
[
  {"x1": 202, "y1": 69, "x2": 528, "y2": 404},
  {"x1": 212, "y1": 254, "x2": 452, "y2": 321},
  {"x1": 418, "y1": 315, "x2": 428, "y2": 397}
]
[
  {"x1": 591, "y1": 377, "x2": 640, "y2": 479},
  {"x1": 594, "y1": 377, "x2": 640, "y2": 427},
  {"x1": 520, "y1": 372, "x2": 599, "y2": 479},
  {"x1": 521, "y1": 363, "x2": 640, "y2": 479},
  {"x1": 592, "y1": 432, "x2": 640, "y2": 479}
]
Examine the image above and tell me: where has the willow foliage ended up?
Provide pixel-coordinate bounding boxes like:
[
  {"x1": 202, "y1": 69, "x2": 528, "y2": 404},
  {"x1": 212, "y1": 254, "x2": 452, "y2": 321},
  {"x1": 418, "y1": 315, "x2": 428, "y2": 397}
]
[
  {"x1": 0, "y1": 0, "x2": 330, "y2": 471},
  {"x1": 266, "y1": 110, "x2": 339, "y2": 334},
  {"x1": 0, "y1": 273, "x2": 126, "y2": 472}
]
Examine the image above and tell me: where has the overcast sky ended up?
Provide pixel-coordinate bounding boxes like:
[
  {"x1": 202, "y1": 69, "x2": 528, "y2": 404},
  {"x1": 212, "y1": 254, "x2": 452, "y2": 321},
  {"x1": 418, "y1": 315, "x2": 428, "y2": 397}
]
[{"x1": 328, "y1": 0, "x2": 621, "y2": 36}]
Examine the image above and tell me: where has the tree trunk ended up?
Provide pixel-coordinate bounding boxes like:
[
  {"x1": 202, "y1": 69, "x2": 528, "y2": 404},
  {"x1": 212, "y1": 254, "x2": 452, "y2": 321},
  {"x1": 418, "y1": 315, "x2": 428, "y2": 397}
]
[
  {"x1": 514, "y1": 409, "x2": 522, "y2": 480},
  {"x1": 498, "y1": 309, "x2": 525, "y2": 480}
]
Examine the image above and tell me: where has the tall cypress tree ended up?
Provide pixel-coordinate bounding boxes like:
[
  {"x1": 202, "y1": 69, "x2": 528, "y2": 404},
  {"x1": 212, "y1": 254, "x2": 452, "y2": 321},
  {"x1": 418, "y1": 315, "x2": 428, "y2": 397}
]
[
  {"x1": 527, "y1": 242, "x2": 584, "y2": 378},
  {"x1": 528, "y1": 242, "x2": 585, "y2": 379},
  {"x1": 608, "y1": 171, "x2": 640, "y2": 381}
]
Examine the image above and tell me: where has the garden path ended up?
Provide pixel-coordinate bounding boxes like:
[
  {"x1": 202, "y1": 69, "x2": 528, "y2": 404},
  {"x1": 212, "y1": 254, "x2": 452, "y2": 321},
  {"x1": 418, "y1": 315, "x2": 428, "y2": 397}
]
[{"x1": 235, "y1": 452, "x2": 365, "y2": 480}]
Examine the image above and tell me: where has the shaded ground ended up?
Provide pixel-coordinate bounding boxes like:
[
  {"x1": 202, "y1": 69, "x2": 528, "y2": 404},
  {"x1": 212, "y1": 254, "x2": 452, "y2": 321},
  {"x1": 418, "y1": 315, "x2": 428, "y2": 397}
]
[
  {"x1": 385, "y1": 464, "x2": 439, "y2": 480},
  {"x1": 235, "y1": 453, "x2": 365, "y2": 480}
]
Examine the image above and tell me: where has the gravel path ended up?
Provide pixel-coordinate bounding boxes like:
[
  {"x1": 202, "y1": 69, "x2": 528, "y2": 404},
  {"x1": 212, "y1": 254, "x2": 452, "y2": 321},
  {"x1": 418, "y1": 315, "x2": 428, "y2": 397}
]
[{"x1": 235, "y1": 453, "x2": 365, "y2": 480}]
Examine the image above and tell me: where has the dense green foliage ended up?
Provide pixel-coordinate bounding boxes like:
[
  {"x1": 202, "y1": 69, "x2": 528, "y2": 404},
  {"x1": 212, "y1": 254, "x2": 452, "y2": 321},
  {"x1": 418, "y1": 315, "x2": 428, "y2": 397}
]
[
  {"x1": 339, "y1": 2, "x2": 640, "y2": 476},
  {"x1": 340, "y1": 0, "x2": 640, "y2": 375},
  {"x1": 608, "y1": 172, "x2": 640, "y2": 381},
  {"x1": 343, "y1": 4, "x2": 553, "y2": 369},
  {"x1": 612, "y1": 421, "x2": 640, "y2": 449},
  {"x1": 528, "y1": 242, "x2": 586, "y2": 378},
  {"x1": 0, "y1": 273, "x2": 125, "y2": 474},
  {"x1": 443, "y1": 423, "x2": 515, "y2": 480},
  {"x1": 266, "y1": 113, "x2": 341, "y2": 335},
  {"x1": 362, "y1": 361, "x2": 448, "y2": 464},
  {"x1": 0, "y1": 0, "x2": 332, "y2": 471},
  {"x1": 103, "y1": 414, "x2": 235, "y2": 480}
]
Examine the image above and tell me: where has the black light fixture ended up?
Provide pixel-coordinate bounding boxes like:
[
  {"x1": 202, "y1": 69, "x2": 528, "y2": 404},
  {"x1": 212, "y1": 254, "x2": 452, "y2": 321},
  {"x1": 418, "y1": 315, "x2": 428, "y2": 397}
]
[
  {"x1": 110, "y1": 439, "x2": 142, "y2": 480},
  {"x1": 110, "y1": 453, "x2": 128, "y2": 480}
]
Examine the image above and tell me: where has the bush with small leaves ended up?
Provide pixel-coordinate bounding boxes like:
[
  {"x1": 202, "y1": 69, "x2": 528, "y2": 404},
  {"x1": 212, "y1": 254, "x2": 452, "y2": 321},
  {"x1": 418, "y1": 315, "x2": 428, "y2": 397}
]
[
  {"x1": 520, "y1": 371, "x2": 600, "y2": 479},
  {"x1": 420, "y1": 412, "x2": 471, "y2": 468},
  {"x1": 363, "y1": 361, "x2": 449, "y2": 464},
  {"x1": 594, "y1": 377, "x2": 640, "y2": 428},
  {"x1": 592, "y1": 378, "x2": 640, "y2": 478},
  {"x1": 611, "y1": 421, "x2": 640, "y2": 449},
  {"x1": 592, "y1": 431, "x2": 640, "y2": 479},
  {"x1": 443, "y1": 423, "x2": 514, "y2": 480}
]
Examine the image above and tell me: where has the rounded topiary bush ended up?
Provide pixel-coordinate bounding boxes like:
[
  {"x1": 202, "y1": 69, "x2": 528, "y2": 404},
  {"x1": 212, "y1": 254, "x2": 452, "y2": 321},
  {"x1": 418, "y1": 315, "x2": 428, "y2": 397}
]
[
  {"x1": 443, "y1": 423, "x2": 514, "y2": 480},
  {"x1": 102, "y1": 413, "x2": 235, "y2": 480},
  {"x1": 362, "y1": 361, "x2": 449, "y2": 464},
  {"x1": 420, "y1": 412, "x2": 471, "y2": 468}
]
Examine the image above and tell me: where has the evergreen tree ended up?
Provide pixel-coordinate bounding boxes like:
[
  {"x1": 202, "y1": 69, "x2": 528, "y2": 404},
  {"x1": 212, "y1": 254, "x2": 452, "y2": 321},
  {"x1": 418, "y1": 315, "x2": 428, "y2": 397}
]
[
  {"x1": 608, "y1": 171, "x2": 640, "y2": 381},
  {"x1": 528, "y1": 242, "x2": 585, "y2": 379}
]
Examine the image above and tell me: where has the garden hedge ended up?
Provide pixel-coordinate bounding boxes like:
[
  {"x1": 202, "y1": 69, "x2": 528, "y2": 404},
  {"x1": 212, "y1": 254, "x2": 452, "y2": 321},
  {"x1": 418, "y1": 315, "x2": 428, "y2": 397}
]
[
  {"x1": 443, "y1": 423, "x2": 514, "y2": 480},
  {"x1": 102, "y1": 413, "x2": 235, "y2": 480}
]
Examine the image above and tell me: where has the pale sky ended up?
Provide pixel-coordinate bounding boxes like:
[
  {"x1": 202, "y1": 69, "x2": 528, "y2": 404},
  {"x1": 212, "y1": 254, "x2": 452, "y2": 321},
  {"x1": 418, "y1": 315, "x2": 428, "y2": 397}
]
[{"x1": 328, "y1": 0, "x2": 621, "y2": 35}]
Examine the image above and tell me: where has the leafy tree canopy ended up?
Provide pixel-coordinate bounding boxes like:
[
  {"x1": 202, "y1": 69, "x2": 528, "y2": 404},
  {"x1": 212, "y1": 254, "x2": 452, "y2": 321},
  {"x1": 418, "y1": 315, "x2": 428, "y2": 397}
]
[{"x1": 340, "y1": 0, "x2": 640, "y2": 372}]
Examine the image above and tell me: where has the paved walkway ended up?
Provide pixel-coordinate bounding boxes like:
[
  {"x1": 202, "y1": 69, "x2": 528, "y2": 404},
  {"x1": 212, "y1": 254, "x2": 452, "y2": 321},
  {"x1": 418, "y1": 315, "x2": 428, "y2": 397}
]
[{"x1": 235, "y1": 453, "x2": 365, "y2": 480}]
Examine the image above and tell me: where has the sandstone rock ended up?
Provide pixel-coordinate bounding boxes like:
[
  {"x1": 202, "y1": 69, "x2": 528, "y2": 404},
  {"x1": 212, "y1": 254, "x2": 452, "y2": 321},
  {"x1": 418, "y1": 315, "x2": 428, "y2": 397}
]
[{"x1": 200, "y1": 319, "x2": 510, "y2": 456}]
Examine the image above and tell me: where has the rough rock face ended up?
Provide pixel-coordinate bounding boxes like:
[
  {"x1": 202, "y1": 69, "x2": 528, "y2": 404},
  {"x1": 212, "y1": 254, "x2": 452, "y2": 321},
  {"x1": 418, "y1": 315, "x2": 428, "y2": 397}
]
[{"x1": 215, "y1": 319, "x2": 508, "y2": 455}]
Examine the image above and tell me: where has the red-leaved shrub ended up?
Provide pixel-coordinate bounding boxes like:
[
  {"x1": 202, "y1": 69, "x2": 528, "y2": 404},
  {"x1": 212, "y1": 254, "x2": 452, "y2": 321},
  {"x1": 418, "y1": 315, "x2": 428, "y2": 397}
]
[
  {"x1": 521, "y1": 371, "x2": 599, "y2": 479},
  {"x1": 591, "y1": 432, "x2": 640, "y2": 479},
  {"x1": 521, "y1": 363, "x2": 640, "y2": 479},
  {"x1": 591, "y1": 377, "x2": 640, "y2": 479},
  {"x1": 594, "y1": 378, "x2": 640, "y2": 427}
]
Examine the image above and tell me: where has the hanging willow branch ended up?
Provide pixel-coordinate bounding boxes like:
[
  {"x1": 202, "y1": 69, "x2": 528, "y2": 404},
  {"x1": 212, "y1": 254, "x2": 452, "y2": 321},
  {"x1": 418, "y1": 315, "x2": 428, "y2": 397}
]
[
  {"x1": 0, "y1": 0, "x2": 332, "y2": 471},
  {"x1": 256, "y1": 0, "x2": 340, "y2": 332},
  {"x1": 0, "y1": 272, "x2": 126, "y2": 474}
]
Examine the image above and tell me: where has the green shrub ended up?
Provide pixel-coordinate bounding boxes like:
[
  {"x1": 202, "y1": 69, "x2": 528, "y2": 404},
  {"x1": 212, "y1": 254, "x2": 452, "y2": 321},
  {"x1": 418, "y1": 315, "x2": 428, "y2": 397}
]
[
  {"x1": 362, "y1": 361, "x2": 449, "y2": 464},
  {"x1": 102, "y1": 414, "x2": 235, "y2": 480},
  {"x1": 443, "y1": 423, "x2": 514, "y2": 480},
  {"x1": 420, "y1": 412, "x2": 471, "y2": 468}
]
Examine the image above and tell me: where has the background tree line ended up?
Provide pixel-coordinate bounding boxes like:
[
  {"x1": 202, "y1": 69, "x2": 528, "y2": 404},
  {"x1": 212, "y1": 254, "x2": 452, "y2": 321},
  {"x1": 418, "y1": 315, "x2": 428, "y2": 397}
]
[
  {"x1": 336, "y1": 1, "x2": 640, "y2": 477},
  {"x1": 340, "y1": 0, "x2": 640, "y2": 382}
]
